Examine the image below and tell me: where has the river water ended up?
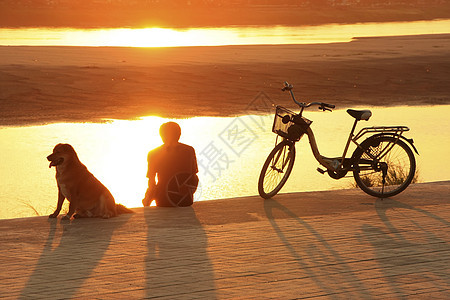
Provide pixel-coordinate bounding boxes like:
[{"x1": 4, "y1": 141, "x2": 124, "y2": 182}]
[
  {"x1": 1, "y1": 105, "x2": 449, "y2": 219},
  {"x1": 1, "y1": 19, "x2": 450, "y2": 47}
]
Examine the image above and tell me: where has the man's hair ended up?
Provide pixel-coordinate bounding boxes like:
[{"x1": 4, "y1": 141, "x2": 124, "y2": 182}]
[{"x1": 159, "y1": 122, "x2": 181, "y2": 143}]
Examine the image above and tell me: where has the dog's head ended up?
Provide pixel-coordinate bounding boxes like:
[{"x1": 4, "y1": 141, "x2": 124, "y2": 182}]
[{"x1": 47, "y1": 143, "x2": 78, "y2": 168}]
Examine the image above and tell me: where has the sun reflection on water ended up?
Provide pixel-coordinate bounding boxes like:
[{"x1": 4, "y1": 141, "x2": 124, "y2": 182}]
[
  {"x1": 1, "y1": 19, "x2": 449, "y2": 47},
  {"x1": 0, "y1": 105, "x2": 449, "y2": 220}
]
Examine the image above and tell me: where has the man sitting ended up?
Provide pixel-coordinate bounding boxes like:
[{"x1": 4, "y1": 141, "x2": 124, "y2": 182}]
[{"x1": 142, "y1": 122, "x2": 199, "y2": 207}]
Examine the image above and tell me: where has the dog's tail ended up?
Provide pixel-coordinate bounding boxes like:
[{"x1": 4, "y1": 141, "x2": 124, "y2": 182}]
[{"x1": 116, "y1": 204, "x2": 134, "y2": 215}]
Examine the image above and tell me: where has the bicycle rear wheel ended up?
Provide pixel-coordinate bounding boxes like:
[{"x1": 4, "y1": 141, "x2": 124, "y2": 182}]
[
  {"x1": 353, "y1": 136, "x2": 416, "y2": 198},
  {"x1": 258, "y1": 141, "x2": 296, "y2": 199}
]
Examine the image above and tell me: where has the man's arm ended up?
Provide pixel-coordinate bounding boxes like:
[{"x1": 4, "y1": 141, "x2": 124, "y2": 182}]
[
  {"x1": 191, "y1": 147, "x2": 199, "y2": 174},
  {"x1": 143, "y1": 151, "x2": 157, "y2": 206},
  {"x1": 144, "y1": 178, "x2": 156, "y2": 202}
]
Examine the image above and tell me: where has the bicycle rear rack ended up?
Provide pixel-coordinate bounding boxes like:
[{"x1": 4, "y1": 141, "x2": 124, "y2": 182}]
[{"x1": 354, "y1": 126, "x2": 409, "y2": 141}]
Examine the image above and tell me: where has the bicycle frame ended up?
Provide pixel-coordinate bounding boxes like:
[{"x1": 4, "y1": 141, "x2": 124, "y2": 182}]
[{"x1": 294, "y1": 111, "x2": 411, "y2": 173}]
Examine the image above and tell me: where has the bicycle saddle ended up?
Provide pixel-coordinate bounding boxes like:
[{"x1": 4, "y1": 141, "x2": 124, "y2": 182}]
[{"x1": 347, "y1": 109, "x2": 372, "y2": 121}]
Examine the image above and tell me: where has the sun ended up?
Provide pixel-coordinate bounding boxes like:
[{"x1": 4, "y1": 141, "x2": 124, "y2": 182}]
[{"x1": 66, "y1": 27, "x2": 237, "y2": 47}]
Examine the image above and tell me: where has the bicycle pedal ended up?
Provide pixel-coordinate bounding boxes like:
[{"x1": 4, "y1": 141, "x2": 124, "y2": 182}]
[{"x1": 317, "y1": 167, "x2": 326, "y2": 174}]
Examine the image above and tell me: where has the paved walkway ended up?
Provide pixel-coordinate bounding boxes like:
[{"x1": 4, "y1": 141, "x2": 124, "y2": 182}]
[{"x1": 1, "y1": 181, "x2": 449, "y2": 299}]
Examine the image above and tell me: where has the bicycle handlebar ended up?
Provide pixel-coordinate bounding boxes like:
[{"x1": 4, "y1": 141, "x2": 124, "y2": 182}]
[
  {"x1": 282, "y1": 81, "x2": 335, "y2": 112},
  {"x1": 281, "y1": 82, "x2": 293, "y2": 92},
  {"x1": 310, "y1": 102, "x2": 335, "y2": 112}
]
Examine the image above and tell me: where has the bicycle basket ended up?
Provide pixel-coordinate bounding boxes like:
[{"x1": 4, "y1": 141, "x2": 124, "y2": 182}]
[{"x1": 272, "y1": 106, "x2": 312, "y2": 141}]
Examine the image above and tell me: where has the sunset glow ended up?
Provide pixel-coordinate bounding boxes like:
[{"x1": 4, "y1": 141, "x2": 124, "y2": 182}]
[{"x1": 1, "y1": 19, "x2": 450, "y2": 47}]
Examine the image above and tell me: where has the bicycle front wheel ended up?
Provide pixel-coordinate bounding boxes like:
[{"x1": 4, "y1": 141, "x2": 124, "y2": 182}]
[
  {"x1": 258, "y1": 141, "x2": 296, "y2": 199},
  {"x1": 353, "y1": 136, "x2": 416, "y2": 198}
]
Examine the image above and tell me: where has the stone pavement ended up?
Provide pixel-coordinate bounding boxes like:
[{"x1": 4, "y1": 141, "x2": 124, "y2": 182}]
[{"x1": 1, "y1": 181, "x2": 449, "y2": 299}]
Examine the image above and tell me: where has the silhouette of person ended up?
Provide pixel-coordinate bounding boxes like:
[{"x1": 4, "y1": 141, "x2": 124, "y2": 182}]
[{"x1": 142, "y1": 122, "x2": 199, "y2": 207}]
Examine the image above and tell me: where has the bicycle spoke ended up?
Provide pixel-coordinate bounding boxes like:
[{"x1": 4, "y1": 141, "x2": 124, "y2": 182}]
[
  {"x1": 353, "y1": 137, "x2": 416, "y2": 198},
  {"x1": 258, "y1": 141, "x2": 296, "y2": 199}
]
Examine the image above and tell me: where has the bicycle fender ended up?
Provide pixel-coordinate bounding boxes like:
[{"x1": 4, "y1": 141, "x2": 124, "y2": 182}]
[
  {"x1": 403, "y1": 137, "x2": 419, "y2": 155},
  {"x1": 357, "y1": 133, "x2": 419, "y2": 156}
]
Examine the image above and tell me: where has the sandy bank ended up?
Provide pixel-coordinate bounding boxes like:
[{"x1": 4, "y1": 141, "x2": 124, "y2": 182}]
[{"x1": 1, "y1": 34, "x2": 450, "y2": 126}]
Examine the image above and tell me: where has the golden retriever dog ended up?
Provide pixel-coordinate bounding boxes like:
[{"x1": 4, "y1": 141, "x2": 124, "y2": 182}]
[{"x1": 47, "y1": 143, "x2": 133, "y2": 220}]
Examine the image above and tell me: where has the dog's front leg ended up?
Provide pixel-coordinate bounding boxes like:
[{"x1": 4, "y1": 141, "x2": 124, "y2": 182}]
[
  {"x1": 49, "y1": 188, "x2": 65, "y2": 218},
  {"x1": 62, "y1": 202, "x2": 76, "y2": 220}
]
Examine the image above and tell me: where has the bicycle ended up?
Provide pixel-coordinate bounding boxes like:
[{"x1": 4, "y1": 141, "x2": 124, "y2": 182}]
[{"x1": 258, "y1": 82, "x2": 419, "y2": 199}]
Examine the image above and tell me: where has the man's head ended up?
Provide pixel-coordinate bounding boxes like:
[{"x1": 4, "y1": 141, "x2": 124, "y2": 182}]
[{"x1": 160, "y1": 122, "x2": 181, "y2": 145}]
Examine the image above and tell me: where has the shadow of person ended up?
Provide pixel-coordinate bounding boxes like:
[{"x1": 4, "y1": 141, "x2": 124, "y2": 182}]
[
  {"x1": 264, "y1": 198, "x2": 372, "y2": 299},
  {"x1": 20, "y1": 215, "x2": 131, "y2": 299},
  {"x1": 144, "y1": 207, "x2": 216, "y2": 298}
]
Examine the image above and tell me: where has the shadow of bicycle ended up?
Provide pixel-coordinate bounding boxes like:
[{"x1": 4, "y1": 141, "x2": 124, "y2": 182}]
[
  {"x1": 358, "y1": 198, "x2": 450, "y2": 296},
  {"x1": 264, "y1": 198, "x2": 373, "y2": 299}
]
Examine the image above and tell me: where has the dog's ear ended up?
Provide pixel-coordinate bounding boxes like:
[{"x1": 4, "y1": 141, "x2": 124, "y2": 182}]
[
  {"x1": 60, "y1": 144, "x2": 81, "y2": 163},
  {"x1": 63, "y1": 144, "x2": 77, "y2": 155}
]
